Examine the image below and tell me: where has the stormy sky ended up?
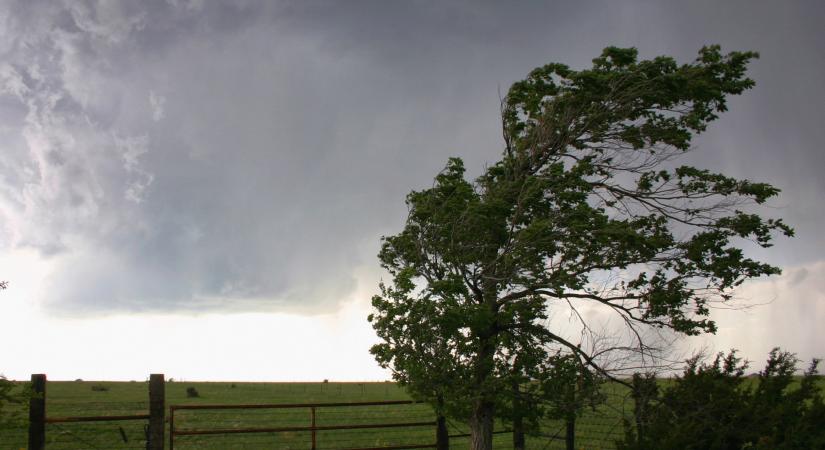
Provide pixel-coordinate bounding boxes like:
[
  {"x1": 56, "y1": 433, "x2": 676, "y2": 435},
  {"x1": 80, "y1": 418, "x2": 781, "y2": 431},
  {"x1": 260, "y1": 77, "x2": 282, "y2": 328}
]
[{"x1": 1, "y1": 0, "x2": 823, "y2": 380}]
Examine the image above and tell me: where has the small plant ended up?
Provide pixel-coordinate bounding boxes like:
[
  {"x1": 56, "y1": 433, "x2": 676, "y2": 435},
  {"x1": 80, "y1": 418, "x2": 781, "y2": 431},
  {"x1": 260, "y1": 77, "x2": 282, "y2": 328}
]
[
  {"x1": 230, "y1": 383, "x2": 237, "y2": 388},
  {"x1": 186, "y1": 387, "x2": 200, "y2": 398},
  {"x1": 91, "y1": 384, "x2": 109, "y2": 392},
  {"x1": 1, "y1": 374, "x2": 30, "y2": 427}
]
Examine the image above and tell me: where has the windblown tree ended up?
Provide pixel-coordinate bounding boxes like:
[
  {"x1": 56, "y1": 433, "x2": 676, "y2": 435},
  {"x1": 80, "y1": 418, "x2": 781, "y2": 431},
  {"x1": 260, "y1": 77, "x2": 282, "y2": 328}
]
[{"x1": 369, "y1": 46, "x2": 792, "y2": 450}]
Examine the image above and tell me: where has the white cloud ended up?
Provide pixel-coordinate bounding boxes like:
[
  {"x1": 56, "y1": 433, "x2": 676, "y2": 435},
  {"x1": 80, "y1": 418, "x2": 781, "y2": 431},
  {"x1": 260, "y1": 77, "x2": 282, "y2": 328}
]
[
  {"x1": 0, "y1": 1, "x2": 156, "y2": 252},
  {"x1": 0, "y1": 253, "x2": 388, "y2": 381},
  {"x1": 64, "y1": 1, "x2": 147, "y2": 46},
  {"x1": 0, "y1": 63, "x2": 30, "y2": 99},
  {"x1": 687, "y1": 261, "x2": 825, "y2": 369},
  {"x1": 165, "y1": 0, "x2": 204, "y2": 13},
  {"x1": 114, "y1": 133, "x2": 154, "y2": 203}
]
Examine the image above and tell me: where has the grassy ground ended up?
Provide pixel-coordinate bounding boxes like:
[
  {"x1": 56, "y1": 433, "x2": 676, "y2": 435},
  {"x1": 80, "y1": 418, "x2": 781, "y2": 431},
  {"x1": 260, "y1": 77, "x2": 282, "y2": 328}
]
[{"x1": 0, "y1": 380, "x2": 627, "y2": 449}]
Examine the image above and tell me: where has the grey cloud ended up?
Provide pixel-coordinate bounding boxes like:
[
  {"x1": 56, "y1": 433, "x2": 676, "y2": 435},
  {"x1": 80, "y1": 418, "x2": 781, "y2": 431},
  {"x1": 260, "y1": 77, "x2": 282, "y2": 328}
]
[
  {"x1": 148, "y1": 92, "x2": 165, "y2": 122},
  {"x1": 1, "y1": 0, "x2": 823, "y2": 316}
]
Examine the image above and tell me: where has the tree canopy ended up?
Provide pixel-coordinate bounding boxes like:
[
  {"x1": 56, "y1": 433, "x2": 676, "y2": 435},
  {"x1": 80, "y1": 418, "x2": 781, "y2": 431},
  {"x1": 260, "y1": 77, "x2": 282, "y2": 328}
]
[{"x1": 369, "y1": 45, "x2": 792, "y2": 450}]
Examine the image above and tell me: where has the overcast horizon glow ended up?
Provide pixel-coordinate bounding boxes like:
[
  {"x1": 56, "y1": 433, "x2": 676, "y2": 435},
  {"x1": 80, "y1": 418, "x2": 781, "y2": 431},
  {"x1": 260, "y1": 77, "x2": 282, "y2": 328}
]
[{"x1": 1, "y1": 0, "x2": 823, "y2": 381}]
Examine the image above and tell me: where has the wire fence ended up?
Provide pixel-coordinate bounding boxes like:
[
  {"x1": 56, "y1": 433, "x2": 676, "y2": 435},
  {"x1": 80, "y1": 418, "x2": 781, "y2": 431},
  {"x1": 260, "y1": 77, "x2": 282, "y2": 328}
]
[
  {"x1": 2, "y1": 377, "x2": 640, "y2": 449},
  {"x1": 436, "y1": 387, "x2": 632, "y2": 449},
  {"x1": 0, "y1": 406, "x2": 152, "y2": 450},
  {"x1": 44, "y1": 420, "x2": 149, "y2": 450},
  {"x1": 530, "y1": 387, "x2": 631, "y2": 449},
  {"x1": 170, "y1": 401, "x2": 439, "y2": 449}
]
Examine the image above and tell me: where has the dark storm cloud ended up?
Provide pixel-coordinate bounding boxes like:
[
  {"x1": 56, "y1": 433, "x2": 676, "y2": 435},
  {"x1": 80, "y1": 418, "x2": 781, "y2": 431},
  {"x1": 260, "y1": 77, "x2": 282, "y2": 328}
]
[{"x1": 1, "y1": 0, "x2": 822, "y2": 316}]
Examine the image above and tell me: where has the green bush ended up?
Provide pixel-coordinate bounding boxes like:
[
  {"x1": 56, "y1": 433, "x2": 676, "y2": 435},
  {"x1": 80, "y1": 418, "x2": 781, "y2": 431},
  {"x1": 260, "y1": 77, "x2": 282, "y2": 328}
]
[
  {"x1": 619, "y1": 348, "x2": 825, "y2": 450},
  {"x1": 0, "y1": 375, "x2": 29, "y2": 428}
]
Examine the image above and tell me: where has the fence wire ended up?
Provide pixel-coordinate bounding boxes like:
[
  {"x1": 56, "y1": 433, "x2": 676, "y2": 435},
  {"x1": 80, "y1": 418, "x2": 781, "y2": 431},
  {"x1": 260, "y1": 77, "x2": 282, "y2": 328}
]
[
  {"x1": 171, "y1": 402, "x2": 438, "y2": 450},
  {"x1": 44, "y1": 420, "x2": 149, "y2": 450},
  {"x1": 4, "y1": 381, "x2": 643, "y2": 450},
  {"x1": 144, "y1": 403, "x2": 628, "y2": 449},
  {"x1": 529, "y1": 388, "x2": 631, "y2": 450}
]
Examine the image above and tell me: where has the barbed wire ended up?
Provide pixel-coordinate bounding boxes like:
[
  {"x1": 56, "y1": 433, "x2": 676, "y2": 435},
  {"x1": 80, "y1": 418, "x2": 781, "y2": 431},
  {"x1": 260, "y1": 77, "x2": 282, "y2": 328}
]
[
  {"x1": 45, "y1": 421, "x2": 148, "y2": 450},
  {"x1": 6, "y1": 381, "x2": 645, "y2": 449}
]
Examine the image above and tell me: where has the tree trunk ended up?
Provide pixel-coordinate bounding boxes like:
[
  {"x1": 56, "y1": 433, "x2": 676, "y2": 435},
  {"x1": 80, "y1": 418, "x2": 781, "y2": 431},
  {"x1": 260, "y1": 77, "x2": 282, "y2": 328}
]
[
  {"x1": 470, "y1": 399, "x2": 495, "y2": 450},
  {"x1": 635, "y1": 412, "x2": 644, "y2": 445},
  {"x1": 565, "y1": 375, "x2": 577, "y2": 450},
  {"x1": 511, "y1": 377, "x2": 525, "y2": 450},
  {"x1": 436, "y1": 414, "x2": 449, "y2": 450},
  {"x1": 565, "y1": 414, "x2": 575, "y2": 450},
  {"x1": 470, "y1": 323, "x2": 496, "y2": 450},
  {"x1": 436, "y1": 394, "x2": 449, "y2": 450},
  {"x1": 513, "y1": 415, "x2": 525, "y2": 450},
  {"x1": 469, "y1": 295, "x2": 499, "y2": 450}
]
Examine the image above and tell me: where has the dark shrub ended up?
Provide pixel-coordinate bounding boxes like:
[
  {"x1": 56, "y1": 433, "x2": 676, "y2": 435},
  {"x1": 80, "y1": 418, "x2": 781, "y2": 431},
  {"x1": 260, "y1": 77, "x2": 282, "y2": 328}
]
[
  {"x1": 618, "y1": 348, "x2": 825, "y2": 450},
  {"x1": 186, "y1": 387, "x2": 200, "y2": 398}
]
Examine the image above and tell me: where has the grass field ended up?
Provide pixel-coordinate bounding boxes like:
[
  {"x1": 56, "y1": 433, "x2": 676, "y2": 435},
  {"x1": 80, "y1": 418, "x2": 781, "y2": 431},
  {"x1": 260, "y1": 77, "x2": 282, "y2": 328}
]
[{"x1": 0, "y1": 380, "x2": 629, "y2": 449}]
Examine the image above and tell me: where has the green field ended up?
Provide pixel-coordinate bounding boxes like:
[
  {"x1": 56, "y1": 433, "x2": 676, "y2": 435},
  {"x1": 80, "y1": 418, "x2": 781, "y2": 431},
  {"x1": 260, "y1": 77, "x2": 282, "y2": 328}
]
[
  {"x1": 3, "y1": 376, "x2": 823, "y2": 449},
  {"x1": 0, "y1": 380, "x2": 628, "y2": 449}
]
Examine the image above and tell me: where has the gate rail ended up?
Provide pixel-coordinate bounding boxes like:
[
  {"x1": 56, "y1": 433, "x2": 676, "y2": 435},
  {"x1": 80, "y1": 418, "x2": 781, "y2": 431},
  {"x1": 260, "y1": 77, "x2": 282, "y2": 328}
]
[{"x1": 169, "y1": 400, "x2": 445, "y2": 450}]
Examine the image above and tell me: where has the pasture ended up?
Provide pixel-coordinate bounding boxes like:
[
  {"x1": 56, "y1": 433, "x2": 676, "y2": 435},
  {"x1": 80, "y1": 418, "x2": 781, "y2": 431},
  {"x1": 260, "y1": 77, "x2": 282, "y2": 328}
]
[{"x1": 0, "y1": 380, "x2": 629, "y2": 449}]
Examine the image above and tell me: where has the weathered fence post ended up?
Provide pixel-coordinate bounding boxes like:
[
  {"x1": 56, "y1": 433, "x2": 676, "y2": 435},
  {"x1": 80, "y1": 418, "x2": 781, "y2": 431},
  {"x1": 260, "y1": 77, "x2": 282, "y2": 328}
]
[
  {"x1": 148, "y1": 374, "x2": 165, "y2": 450},
  {"x1": 28, "y1": 374, "x2": 46, "y2": 450},
  {"x1": 630, "y1": 372, "x2": 658, "y2": 446},
  {"x1": 311, "y1": 406, "x2": 317, "y2": 450},
  {"x1": 436, "y1": 413, "x2": 449, "y2": 450},
  {"x1": 169, "y1": 406, "x2": 176, "y2": 450}
]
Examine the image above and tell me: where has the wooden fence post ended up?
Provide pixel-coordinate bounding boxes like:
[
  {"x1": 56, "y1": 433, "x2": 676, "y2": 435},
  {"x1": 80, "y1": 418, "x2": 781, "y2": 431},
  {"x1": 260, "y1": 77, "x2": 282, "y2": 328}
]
[
  {"x1": 148, "y1": 374, "x2": 165, "y2": 450},
  {"x1": 436, "y1": 414, "x2": 449, "y2": 450},
  {"x1": 565, "y1": 414, "x2": 575, "y2": 450},
  {"x1": 28, "y1": 374, "x2": 46, "y2": 450},
  {"x1": 310, "y1": 406, "x2": 318, "y2": 450}
]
